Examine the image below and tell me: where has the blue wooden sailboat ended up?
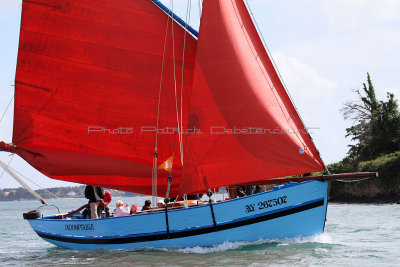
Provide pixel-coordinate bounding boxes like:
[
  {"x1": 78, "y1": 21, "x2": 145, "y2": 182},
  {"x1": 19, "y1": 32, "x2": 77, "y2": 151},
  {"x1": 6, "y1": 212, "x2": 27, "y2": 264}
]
[
  {"x1": 28, "y1": 181, "x2": 328, "y2": 250},
  {"x1": 2, "y1": 0, "x2": 377, "y2": 250}
]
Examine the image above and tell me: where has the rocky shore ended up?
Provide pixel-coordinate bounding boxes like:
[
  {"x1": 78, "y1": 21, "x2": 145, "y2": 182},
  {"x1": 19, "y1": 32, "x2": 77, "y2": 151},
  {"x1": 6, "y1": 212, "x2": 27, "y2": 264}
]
[{"x1": 329, "y1": 176, "x2": 400, "y2": 204}]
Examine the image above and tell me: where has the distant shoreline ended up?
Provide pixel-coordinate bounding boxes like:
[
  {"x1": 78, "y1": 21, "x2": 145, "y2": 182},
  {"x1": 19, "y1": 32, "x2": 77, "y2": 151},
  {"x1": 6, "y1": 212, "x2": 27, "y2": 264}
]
[
  {"x1": 0, "y1": 185, "x2": 140, "y2": 202},
  {"x1": 1, "y1": 185, "x2": 399, "y2": 204}
]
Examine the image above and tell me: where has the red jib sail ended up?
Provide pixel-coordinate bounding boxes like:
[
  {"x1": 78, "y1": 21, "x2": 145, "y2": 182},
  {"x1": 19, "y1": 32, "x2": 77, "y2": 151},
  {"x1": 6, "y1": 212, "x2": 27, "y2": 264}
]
[
  {"x1": 12, "y1": 0, "x2": 197, "y2": 196},
  {"x1": 179, "y1": 0, "x2": 325, "y2": 194}
]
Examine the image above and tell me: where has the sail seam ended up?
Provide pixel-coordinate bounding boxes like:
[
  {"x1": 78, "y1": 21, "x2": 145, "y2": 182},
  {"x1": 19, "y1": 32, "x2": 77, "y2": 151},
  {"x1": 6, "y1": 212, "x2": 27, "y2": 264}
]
[
  {"x1": 18, "y1": 45, "x2": 190, "y2": 80},
  {"x1": 19, "y1": 28, "x2": 192, "y2": 66}
]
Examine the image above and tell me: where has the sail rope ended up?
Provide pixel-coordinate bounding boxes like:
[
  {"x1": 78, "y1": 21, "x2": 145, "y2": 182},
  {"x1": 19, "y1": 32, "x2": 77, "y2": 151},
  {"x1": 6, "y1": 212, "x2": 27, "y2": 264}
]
[
  {"x1": 152, "y1": 0, "x2": 174, "y2": 206},
  {"x1": 240, "y1": 1, "x2": 313, "y2": 157},
  {"x1": 170, "y1": 0, "x2": 183, "y2": 168},
  {"x1": 0, "y1": 154, "x2": 14, "y2": 179},
  {"x1": 0, "y1": 94, "x2": 14, "y2": 124},
  {"x1": 3, "y1": 160, "x2": 112, "y2": 206},
  {"x1": 157, "y1": 0, "x2": 192, "y2": 201},
  {"x1": 0, "y1": 160, "x2": 46, "y2": 204},
  {"x1": 166, "y1": 0, "x2": 192, "y2": 200},
  {"x1": 0, "y1": 92, "x2": 15, "y2": 178},
  {"x1": 244, "y1": 1, "x2": 310, "y2": 148},
  {"x1": 244, "y1": 1, "x2": 305, "y2": 127},
  {"x1": 177, "y1": 0, "x2": 192, "y2": 167},
  {"x1": 336, "y1": 178, "x2": 372, "y2": 183},
  {"x1": 163, "y1": 0, "x2": 180, "y2": 227},
  {"x1": 232, "y1": 1, "x2": 307, "y2": 150},
  {"x1": 9, "y1": 165, "x2": 66, "y2": 201},
  {"x1": 185, "y1": 2, "x2": 269, "y2": 166},
  {"x1": 244, "y1": 0, "x2": 329, "y2": 172}
]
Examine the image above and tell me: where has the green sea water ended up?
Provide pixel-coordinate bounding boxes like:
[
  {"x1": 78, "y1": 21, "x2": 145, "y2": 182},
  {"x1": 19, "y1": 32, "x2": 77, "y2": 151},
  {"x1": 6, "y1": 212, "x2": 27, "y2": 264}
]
[{"x1": 0, "y1": 197, "x2": 399, "y2": 266}]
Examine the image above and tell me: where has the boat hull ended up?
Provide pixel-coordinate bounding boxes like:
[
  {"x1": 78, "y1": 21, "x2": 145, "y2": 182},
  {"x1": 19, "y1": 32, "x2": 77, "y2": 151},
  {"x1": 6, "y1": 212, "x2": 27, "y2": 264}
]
[{"x1": 27, "y1": 180, "x2": 329, "y2": 250}]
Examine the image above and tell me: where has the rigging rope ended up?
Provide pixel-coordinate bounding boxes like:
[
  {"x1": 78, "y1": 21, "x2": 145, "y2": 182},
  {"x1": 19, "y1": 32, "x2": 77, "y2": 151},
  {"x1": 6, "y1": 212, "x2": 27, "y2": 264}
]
[
  {"x1": 0, "y1": 93, "x2": 15, "y2": 179},
  {"x1": 336, "y1": 178, "x2": 372, "y2": 183},
  {"x1": 171, "y1": 0, "x2": 183, "y2": 168},
  {"x1": 0, "y1": 160, "x2": 46, "y2": 204},
  {"x1": 152, "y1": 0, "x2": 174, "y2": 205},
  {"x1": 176, "y1": 0, "x2": 192, "y2": 167},
  {"x1": 244, "y1": 0, "x2": 329, "y2": 172},
  {"x1": 244, "y1": 0, "x2": 304, "y2": 126},
  {"x1": 0, "y1": 154, "x2": 14, "y2": 179},
  {"x1": 0, "y1": 94, "x2": 14, "y2": 124},
  {"x1": 239, "y1": 1, "x2": 307, "y2": 150},
  {"x1": 173, "y1": 0, "x2": 192, "y2": 167},
  {"x1": 165, "y1": 0, "x2": 192, "y2": 201},
  {"x1": 153, "y1": 0, "x2": 193, "y2": 201},
  {"x1": 1, "y1": 161, "x2": 88, "y2": 208},
  {"x1": 166, "y1": 0, "x2": 192, "y2": 199},
  {"x1": 179, "y1": 0, "x2": 192, "y2": 167},
  {"x1": 10, "y1": 166, "x2": 66, "y2": 202}
]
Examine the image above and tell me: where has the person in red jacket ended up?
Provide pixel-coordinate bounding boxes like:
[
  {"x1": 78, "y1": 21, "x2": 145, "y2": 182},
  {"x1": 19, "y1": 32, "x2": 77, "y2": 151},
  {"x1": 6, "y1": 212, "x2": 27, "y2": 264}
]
[{"x1": 97, "y1": 189, "x2": 112, "y2": 217}]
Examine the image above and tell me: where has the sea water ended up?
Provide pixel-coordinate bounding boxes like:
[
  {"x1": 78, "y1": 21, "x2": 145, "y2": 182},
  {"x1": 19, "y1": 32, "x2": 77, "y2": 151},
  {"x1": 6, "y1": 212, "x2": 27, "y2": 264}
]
[{"x1": 0, "y1": 197, "x2": 399, "y2": 266}]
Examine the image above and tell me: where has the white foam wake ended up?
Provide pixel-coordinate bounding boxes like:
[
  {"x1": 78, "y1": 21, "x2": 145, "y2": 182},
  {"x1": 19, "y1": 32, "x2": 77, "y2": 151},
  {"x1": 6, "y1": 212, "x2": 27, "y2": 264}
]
[{"x1": 133, "y1": 234, "x2": 335, "y2": 254}]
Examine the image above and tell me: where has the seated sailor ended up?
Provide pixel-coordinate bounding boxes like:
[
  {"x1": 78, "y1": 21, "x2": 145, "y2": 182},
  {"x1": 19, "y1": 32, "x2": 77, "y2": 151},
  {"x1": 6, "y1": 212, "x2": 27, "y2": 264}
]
[
  {"x1": 130, "y1": 204, "x2": 138, "y2": 215},
  {"x1": 141, "y1": 200, "x2": 152, "y2": 211},
  {"x1": 113, "y1": 200, "x2": 130, "y2": 217}
]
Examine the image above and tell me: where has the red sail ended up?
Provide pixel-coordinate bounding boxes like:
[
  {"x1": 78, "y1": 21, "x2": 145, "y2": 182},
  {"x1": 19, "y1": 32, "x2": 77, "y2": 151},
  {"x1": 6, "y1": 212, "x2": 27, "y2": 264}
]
[
  {"x1": 13, "y1": 0, "x2": 197, "y2": 196},
  {"x1": 180, "y1": 0, "x2": 325, "y2": 194}
]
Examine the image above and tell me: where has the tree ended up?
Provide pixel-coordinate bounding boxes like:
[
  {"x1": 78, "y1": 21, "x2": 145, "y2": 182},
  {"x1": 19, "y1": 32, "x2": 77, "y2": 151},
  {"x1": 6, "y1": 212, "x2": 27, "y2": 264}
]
[
  {"x1": 371, "y1": 92, "x2": 400, "y2": 154},
  {"x1": 342, "y1": 73, "x2": 400, "y2": 161}
]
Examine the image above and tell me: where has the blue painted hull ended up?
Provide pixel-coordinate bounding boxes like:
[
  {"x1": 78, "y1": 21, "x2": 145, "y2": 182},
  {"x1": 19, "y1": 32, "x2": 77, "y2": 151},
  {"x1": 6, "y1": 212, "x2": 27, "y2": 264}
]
[{"x1": 27, "y1": 180, "x2": 329, "y2": 250}]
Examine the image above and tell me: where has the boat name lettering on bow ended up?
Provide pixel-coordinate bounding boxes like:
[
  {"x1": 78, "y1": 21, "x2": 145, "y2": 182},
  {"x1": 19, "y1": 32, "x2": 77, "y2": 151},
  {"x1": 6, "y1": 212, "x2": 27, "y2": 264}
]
[
  {"x1": 65, "y1": 224, "x2": 94, "y2": 231},
  {"x1": 245, "y1": 196, "x2": 288, "y2": 213}
]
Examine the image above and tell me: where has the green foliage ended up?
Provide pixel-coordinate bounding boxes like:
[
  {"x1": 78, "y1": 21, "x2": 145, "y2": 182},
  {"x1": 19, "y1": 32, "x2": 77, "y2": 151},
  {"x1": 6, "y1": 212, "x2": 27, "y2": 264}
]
[
  {"x1": 328, "y1": 151, "x2": 400, "y2": 172},
  {"x1": 341, "y1": 73, "x2": 400, "y2": 161},
  {"x1": 328, "y1": 151, "x2": 400, "y2": 201},
  {"x1": 326, "y1": 161, "x2": 353, "y2": 174},
  {"x1": 358, "y1": 151, "x2": 400, "y2": 188}
]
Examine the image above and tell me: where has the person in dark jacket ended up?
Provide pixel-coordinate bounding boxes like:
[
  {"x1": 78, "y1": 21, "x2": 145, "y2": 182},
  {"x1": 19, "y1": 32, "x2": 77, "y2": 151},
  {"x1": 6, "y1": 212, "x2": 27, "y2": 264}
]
[
  {"x1": 84, "y1": 185, "x2": 103, "y2": 219},
  {"x1": 141, "y1": 200, "x2": 151, "y2": 211}
]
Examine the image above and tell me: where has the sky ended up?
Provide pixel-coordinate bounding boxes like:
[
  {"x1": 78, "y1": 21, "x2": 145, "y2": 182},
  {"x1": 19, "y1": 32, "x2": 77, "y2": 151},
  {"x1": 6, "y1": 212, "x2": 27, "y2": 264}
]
[{"x1": 0, "y1": 0, "x2": 399, "y2": 189}]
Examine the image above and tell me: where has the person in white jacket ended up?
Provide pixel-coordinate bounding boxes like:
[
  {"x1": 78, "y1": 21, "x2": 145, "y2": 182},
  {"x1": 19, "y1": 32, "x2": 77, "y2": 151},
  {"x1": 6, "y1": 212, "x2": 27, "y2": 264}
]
[{"x1": 113, "y1": 200, "x2": 130, "y2": 217}]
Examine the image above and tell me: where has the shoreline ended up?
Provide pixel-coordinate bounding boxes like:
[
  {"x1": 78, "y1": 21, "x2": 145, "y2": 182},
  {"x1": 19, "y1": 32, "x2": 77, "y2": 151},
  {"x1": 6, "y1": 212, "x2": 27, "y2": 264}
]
[{"x1": 2, "y1": 196, "x2": 399, "y2": 204}]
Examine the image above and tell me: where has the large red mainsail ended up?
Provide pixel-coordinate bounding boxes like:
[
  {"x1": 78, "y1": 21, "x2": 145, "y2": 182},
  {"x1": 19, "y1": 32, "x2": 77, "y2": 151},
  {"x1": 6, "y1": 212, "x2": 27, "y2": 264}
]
[
  {"x1": 179, "y1": 0, "x2": 325, "y2": 194},
  {"x1": 12, "y1": 0, "x2": 197, "y2": 196},
  {"x1": 10, "y1": 0, "x2": 325, "y2": 196}
]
